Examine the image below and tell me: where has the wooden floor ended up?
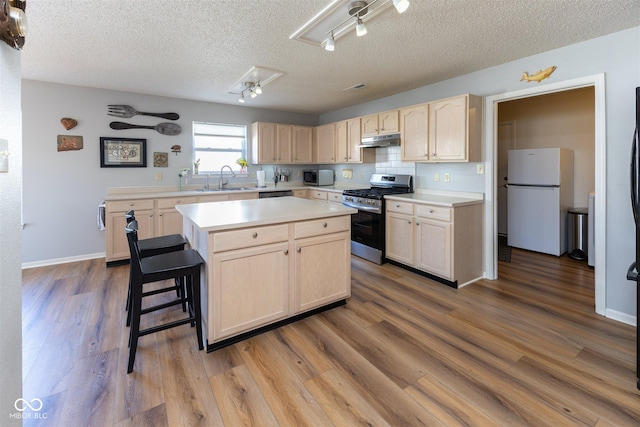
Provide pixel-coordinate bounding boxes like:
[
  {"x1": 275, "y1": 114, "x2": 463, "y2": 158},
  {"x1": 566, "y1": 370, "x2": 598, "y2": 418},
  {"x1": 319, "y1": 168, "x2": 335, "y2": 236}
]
[{"x1": 21, "y1": 249, "x2": 639, "y2": 426}]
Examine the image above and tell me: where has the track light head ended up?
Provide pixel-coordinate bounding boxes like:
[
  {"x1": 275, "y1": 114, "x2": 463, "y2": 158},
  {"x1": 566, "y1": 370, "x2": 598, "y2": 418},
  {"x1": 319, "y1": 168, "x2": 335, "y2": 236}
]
[
  {"x1": 255, "y1": 82, "x2": 262, "y2": 94},
  {"x1": 355, "y1": 18, "x2": 367, "y2": 37},
  {"x1": 238, "y1": 93, "x2": 245, "y2": 103},
  {"x1": 392, "y1": 0, "x2": 410, "y2": 13},
  {"x1": 325, "y1": 33, "x2": 335, "y2": 51}
]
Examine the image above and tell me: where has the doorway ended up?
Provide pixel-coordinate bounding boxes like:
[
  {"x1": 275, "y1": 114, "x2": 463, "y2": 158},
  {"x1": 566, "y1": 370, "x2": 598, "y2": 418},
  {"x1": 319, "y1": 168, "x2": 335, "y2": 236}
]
[{"x1": 483, "y1": 74, "x2": 606, "y2": 315}]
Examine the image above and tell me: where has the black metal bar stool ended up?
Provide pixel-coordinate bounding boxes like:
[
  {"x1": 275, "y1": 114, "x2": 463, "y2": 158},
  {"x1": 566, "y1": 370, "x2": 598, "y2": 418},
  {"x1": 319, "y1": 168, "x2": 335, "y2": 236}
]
[
  {"x1": 125, "y1": 210, "x2": 187, "y2": 325},
  {"x1": 126, "y1": 220, "x2": 204, "y2": 373}
]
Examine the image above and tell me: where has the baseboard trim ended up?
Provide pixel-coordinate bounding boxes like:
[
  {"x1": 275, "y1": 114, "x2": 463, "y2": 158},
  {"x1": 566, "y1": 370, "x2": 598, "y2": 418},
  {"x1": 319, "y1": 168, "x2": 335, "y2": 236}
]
[
  {"x1": 605, "y1": 308, "x2": 637, "y2": 327},
  {"x1": 22, "y1": 252, "x2": 105, "y2": 269}
]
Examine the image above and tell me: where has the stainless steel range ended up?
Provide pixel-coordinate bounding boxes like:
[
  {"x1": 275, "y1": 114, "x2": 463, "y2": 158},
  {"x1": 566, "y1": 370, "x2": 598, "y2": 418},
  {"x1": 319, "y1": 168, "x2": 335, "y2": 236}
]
[{"x1": 342, "y1": 174, "x2": 413, "y2": 264}]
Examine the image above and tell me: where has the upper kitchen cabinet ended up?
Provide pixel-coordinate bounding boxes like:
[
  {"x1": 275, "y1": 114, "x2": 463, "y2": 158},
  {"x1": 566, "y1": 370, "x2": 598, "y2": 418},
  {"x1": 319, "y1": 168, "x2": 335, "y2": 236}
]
[
  {"x1": 361, "y1": 110, "x2": 399, "y2": 137},
  {"x1": 428, "y1": 94, "x2": 482, "y2": 162},
  {"x1": 400, "y1": 94, "x2": 482, "y2": 162},
  {"x1": 292, "y1": 125, "x2": 313, "y2": 163},
  {"x1": 400, "y1": 104, "x2": 429, "y2": 161},
  {"x1": 315, "y1": 123, "x2": 336, "y2": 163},
  {"x1": 251, "y1": 122, "x2": 296, "y2": 164}
]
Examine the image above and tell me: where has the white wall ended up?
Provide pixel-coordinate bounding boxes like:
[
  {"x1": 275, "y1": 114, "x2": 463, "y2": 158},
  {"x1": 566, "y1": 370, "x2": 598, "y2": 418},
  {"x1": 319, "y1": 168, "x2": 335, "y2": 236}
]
[
  {"x1": 0, "y1": 42, "x2": 24, "y2": 424},
  {"x1": 321, "y1": 26, "x2": 640, "y2": 320},
  {"x1": 21, "y1": 82, "x2": 317, "y2": 264}
]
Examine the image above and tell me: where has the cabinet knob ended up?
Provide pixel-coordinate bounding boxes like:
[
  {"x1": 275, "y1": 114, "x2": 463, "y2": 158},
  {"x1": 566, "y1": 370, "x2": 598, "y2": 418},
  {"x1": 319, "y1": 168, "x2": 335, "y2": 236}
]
[
  {"x1": 408, "y1": 221, "x2": 411, "y2": 224},
  {"x1": 252, "y1": 232, "x2": 258, "y2": 238},
  {"x1": 129, "y1": 203, "x2": 134, "y2": 206},
  {"x1": 284, "y1": 249, "x2": 289, "y2": 255},
  {"x1": 416, "y1": 222, "x2": 420, "y2": 226},
  {"x1": 396, "y1": 204, "x2": 400, "y2": 208},
  {"x1": 297, "y1": 247, "x2": 302, "y2": 253},
  {"x1": 323, "y1": 222, "x2": 328, "y2": 228},
  {"x1": 432, "y1": 153, "x2": 436, "y2": 156},
  {"x1": 159, "y1": 213, "x2": 163, "y2": 216},
  {"x1": 429, "y1": 209, "x2": 434, "y2": 213}
]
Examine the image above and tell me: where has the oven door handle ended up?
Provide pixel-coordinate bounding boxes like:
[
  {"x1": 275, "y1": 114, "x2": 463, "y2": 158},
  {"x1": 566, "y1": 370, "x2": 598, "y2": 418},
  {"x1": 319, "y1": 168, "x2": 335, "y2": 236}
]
[{"x1": 342, "y1": 201, "x2": 381, "y2": 214}]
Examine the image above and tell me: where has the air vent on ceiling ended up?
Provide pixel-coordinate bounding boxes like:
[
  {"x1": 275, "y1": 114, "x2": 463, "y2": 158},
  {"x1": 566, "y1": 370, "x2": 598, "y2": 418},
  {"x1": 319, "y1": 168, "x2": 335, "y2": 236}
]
[{"x1": 343, "y1": 83, "x2": 367, "y2": 92}]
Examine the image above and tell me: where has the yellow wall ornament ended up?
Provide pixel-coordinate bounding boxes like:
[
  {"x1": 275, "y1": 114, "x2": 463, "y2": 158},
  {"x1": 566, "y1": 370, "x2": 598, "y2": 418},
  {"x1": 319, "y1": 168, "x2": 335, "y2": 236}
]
[{"x1": 520, "y1": 66, "x2": 557, "y2": 83}]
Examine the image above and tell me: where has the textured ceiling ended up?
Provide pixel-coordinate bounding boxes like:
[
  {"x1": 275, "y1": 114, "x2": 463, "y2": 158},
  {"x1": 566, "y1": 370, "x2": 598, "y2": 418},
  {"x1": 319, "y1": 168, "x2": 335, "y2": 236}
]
[{"x1": 20, "y1": 0, "x2": 640, "y2": 115}]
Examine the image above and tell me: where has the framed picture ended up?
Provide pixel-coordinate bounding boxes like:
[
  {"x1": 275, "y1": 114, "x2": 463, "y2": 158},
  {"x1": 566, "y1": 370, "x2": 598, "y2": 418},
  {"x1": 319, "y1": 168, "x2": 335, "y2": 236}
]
[{"x1": 100, "y1": 137, "x2": 147, "y2": 167}]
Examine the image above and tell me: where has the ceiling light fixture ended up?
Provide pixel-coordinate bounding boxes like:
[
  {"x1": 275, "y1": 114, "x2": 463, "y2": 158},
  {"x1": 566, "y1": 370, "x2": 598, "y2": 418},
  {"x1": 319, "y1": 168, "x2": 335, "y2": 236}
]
[
  {"x1": 254, "y1": 82, "x2": 262, "y2": 94},
  {"x1": 392, "y1": 0, "x2": 410, "y2": 13},
  {"x1": 355, "y1": 18, "x2": 367, "y2": 36},
  {"x1": 238, "y1": 93, "x2": 245, "y2": 103},
  {"x1": 324, "y1": 32, "x2": 335, "y2": 51},
  {"x1": 229, "y1": 66, "x2": 284, "y2": 103},
  {"x1": 319, "y1": 0, "x2": 410, "y2": 51}
]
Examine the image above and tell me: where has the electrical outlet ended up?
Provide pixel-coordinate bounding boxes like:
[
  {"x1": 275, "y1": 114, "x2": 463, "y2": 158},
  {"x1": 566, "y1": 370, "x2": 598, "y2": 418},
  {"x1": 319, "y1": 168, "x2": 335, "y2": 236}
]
[
  {"x1": 444, "y1": 173, "x2": 451, "y2": 183},
  {"x1": 434, "y1": 172, "x2": 440, "y2": 182},
  {"x1": 477, "y1": 163, "x2": 485, "y2": 175},
  {"x1": 155, "y1": 173, "x2": 162, "y2": 181}
]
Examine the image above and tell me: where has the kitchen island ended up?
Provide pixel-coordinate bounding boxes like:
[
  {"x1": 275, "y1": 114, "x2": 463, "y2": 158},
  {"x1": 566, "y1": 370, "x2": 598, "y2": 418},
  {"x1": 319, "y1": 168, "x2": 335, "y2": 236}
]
[{"x1": 176, "y1": 196, "x2": 357, "y2": 351}]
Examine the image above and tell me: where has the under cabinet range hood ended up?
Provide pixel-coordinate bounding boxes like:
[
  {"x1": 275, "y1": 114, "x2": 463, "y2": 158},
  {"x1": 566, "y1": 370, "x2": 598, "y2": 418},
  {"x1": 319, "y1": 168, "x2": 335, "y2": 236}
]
[{"x1": 359, "y1": 133, "x2": 400, "y2": 148}]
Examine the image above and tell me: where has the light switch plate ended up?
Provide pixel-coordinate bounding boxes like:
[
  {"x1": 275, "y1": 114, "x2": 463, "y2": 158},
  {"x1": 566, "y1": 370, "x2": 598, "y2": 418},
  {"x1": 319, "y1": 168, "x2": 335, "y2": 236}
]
[
  {"x1": 444, "y1": 173, "x2": 451, "y2": 183},
  {"x1": 434, "y1": 172, "x2": 440, "y2": 182},
  {"x1": 477, "y1": 163, "x2": 485, "y2": 174},
  {"x1": 0, "y1": 139, "x2": 8, "y2": 173},
  {"x1": 342, "y1": 169, "x2": 353, "y2": 179}
]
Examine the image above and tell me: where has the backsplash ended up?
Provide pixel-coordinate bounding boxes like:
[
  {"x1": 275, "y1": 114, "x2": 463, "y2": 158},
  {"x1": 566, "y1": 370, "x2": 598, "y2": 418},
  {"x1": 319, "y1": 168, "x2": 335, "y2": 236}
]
[{"x1": 375, "y1": 146, "x2": 415, "y2": 175}]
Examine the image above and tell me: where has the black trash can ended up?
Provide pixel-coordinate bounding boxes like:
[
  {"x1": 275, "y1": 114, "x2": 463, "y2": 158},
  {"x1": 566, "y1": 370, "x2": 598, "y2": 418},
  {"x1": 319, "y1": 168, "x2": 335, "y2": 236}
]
[{"x1": 568, "y1": 208, "x2": 588, "y2": 260}]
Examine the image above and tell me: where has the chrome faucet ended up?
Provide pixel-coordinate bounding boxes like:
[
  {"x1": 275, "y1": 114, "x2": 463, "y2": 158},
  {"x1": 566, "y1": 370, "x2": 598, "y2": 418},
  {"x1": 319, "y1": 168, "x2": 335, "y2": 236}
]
[{"x1": 219, "y1": 165, "x2": 236, "y2": 189}]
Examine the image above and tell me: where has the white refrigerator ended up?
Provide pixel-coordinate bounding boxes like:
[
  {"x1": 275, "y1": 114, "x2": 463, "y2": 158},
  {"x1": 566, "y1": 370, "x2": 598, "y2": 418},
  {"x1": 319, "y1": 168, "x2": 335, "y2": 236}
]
[{"x1": 507, "y1": 148, "x2": 574, "y2": 256}]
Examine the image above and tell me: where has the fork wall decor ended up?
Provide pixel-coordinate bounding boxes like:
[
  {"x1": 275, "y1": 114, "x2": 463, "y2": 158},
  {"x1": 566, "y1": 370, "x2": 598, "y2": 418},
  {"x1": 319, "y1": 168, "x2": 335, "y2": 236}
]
[{"x1": 107, "y1": 105, "x2": 179, "y2": 121}]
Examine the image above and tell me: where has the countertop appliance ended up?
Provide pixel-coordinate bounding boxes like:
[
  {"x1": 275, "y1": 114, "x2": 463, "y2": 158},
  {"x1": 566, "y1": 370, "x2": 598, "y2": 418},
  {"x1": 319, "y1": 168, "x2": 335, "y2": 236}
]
[
  {"x1": 342, "y1": 173, "x2": 413, "y2": 264},
  {"x1": 303, "y1": 169, "x2": 334, "y2": 186},
  {"x1": 507, "y1": 148, "x2": 574, "y2": 256},
  {"x1": 625, "y1": 86, "x2": 640, "y2": 391}
]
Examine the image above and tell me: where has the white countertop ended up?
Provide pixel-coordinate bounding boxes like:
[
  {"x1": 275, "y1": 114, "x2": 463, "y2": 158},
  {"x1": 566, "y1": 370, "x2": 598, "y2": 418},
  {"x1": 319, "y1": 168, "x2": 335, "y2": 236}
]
[
  {"x1": 104, "y1": 183, "x2": 359, "y2": 201},
  {"x1": 176, "y1": 196, "x2": 357, "y2": 232},
  {"x1": 385, "y1": 191, "x2": 484, "y2": 207}
]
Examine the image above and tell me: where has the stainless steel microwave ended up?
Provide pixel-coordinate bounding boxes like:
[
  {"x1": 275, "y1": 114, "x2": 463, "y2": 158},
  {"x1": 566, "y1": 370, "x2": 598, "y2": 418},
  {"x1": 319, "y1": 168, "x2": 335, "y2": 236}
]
[{"x1": 303, "y1": 169, "x2": 334, "y2": 186}]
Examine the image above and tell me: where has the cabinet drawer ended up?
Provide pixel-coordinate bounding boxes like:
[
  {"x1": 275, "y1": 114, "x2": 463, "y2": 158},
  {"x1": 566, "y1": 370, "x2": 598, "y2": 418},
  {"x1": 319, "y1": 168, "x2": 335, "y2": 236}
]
[
  {"x1": 107, "y1": 199, "x2": 154, "y2": 213},
  {"x1": 310, "y1": 190, "x2": 328, "y2": 201},
  {"x1": 293, "y1": 189, "x2": 308, "y2": 199},
  {"x1": 415, "y1": 204, "x2": 452, "y2": 222},
  {"x1": 328, "y1": 192, "x2": 342, "y2": 203},
  {"x1": 157, "y1": 196, "x2": 197, "y2": 209},
  {"x1": 295, "y1": 216, "x2": 350, "y2": 239},
  {"x1": 213, "y1": 224, "x2": 289, "y2": 252},
  {"x1": 386, "y1": 201, "x2": 414, "y2": 215}
]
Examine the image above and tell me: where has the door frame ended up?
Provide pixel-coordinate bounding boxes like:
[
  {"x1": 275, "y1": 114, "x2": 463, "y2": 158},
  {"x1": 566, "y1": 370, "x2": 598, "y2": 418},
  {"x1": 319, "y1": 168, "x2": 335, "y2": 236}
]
[{"x1": 483, "y1": 73, "x2": 606, "y2": 315}]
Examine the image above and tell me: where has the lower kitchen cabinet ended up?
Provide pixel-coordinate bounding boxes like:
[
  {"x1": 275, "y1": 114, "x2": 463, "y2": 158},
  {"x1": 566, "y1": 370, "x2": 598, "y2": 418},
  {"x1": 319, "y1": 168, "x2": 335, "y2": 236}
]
[
  {"x1": 211, "y1": 241, "x2": 290, "y2": 340},
  {"x1": 156, "y1": 196, "x2": 197, "y2": 236},
  {"x1": 294, "y1": 230, "x2": 351, "y2": 313},
  {"x1": 386, "y1": 198, "x2": 483, "y2": 287}
]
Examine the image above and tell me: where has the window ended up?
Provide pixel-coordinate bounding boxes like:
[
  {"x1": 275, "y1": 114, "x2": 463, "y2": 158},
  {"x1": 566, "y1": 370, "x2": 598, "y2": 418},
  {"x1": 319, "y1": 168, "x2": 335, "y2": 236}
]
[{"x1": 193, "y1": 122, "x2": 247, "y2": 174}]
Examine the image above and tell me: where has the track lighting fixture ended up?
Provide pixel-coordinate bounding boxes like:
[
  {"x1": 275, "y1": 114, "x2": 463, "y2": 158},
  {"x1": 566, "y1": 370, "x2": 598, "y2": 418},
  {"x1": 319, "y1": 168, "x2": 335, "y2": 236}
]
[
  {"x1": 355, "y1": 18, "x2": 367, "y2": 37},
  {"x1": 320, "y1": 0, "x2": 410, "y2": 52},
  {"x1": 392, "y1": 0, "x2": 410, "y2": 13},
  {"x1": 325, "y1": 32, "x2": 335, "y2": 51}
]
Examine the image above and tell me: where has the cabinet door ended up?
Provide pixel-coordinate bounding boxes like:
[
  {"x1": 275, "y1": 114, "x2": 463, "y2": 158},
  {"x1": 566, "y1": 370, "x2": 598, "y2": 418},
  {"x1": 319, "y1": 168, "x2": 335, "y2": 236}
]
[
  {"x1": 379, "y1": 110, "x2": 399, "y2": 134},
  {"x1": 400, "y1": 104, "x2": 429, "y2": 161},
  {"x1": 335, "y1": 120, "x2": 348, "y2": 163},
  {"x1": 361, "y1": 114, "x2": 379, "y2": 137},
  {"x1": 316, "y1": 123, "x2": 335, "y2": 163},
  {"x1": 253, "y1": 122, "x2": 277, "y2": 164},
  {"x1": 346, "y1": 118, "x2": 362, "y2": 163},
  {"x1": 276, "y1": 124, "x2": 293, "y2": 163},
  {"x1": 429, "y1": 95, "x2": 468, "y2": 161},
  {"x1": 157, "y1": 209, "x2": 184, "y2": 236},
  {"x1": 293, "y1": 126, "x2": 313, "y2": 163},
  {"x1": 295, "y1": 231, "x2": 350, "y2": 313},
  {"x1": 106, "y1": 209, "x2": 154, "y2": 261},
  {"x1": 416, "y1": 219, "x2": 452, "y2": 279},
  {"x1": 385, "y1": 212, "x2": 414, "y2": 265},
  {"x1": 211, "y1": 242, "x2": 289, "y2": 340}
]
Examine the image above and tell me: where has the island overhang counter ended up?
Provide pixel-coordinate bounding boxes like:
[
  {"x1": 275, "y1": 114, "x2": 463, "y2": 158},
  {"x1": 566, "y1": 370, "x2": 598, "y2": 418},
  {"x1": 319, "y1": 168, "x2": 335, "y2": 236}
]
[{"x1": 176, "y1": 196, "x2": 357, "y2": 351}]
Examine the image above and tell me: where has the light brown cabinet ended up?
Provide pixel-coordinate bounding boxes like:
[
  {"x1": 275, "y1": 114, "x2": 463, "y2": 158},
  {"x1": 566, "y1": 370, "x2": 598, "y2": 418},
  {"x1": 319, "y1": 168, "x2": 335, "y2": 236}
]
[
  {"x1": 401, "y1": 94, "x2": 482, "y2": 162},
  {"x1": 361, "y1": 110, "x2": 399, "y2": 137},
  {"x1": 293, "y1": 126, "x2": 314, "y2": 163},
  {"x1": 309, "y1": 189, "x2": 342, "y2": 204},
  {"x1": 335, "y1": 118, "x2": 374, "y2": 164},
  {"x1": 385, "y1": 198, "x2": 483, "y2": 287},
  {"x1": 251, "y1": 122, "x2": 298, "y2": 164},
  {"x1": 400, "y1": 103, "x2": 430, "y2": 161},
  {"x1": 315, "y1": 123, "x2": 336, "y2": 163},
  {"x1": 105, "y1": 192, "x2": 256, "y2": 263}
]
